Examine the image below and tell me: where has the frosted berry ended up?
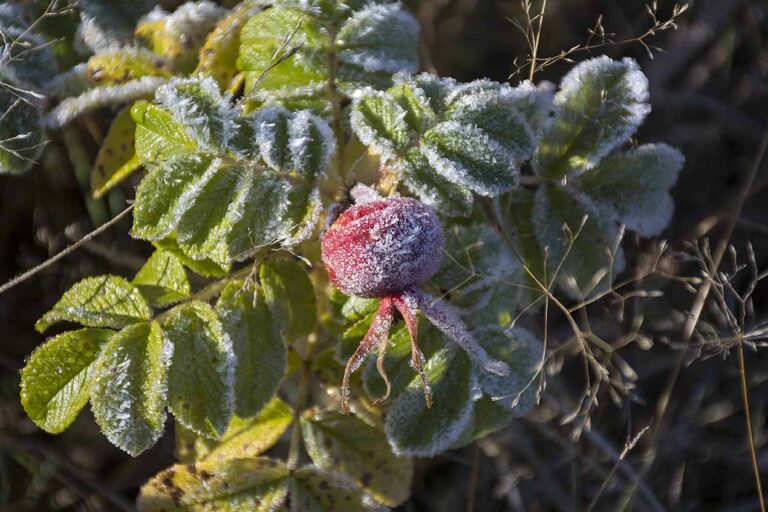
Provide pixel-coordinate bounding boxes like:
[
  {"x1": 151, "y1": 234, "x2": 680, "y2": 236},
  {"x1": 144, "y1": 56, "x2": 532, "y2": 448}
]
[
  {"x1": 322, "y1": 185, "x2": 509, "y2": 414},
  {"x1": 321, "y1": 197, "x2": 445, "y2": 298}
]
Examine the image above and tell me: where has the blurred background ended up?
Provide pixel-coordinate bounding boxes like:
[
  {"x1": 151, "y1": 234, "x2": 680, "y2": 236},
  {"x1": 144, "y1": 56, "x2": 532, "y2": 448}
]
[{"x1": 1, "y1": 0, "x2": 768, "y2": 510}]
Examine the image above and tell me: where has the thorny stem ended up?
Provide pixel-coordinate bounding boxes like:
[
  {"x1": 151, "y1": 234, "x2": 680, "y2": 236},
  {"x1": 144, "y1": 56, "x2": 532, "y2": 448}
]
[
  {"x1": 737, "y1": 337, "x2": 766, "y2": 512},
  {"x1": 288, "y1": 332, "x2": 319, "y2": 469}
]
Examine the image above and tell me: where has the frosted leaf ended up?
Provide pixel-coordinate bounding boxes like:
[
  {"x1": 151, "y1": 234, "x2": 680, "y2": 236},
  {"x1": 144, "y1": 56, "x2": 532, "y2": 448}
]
[
  {"x1": 165, "y1": 301, "x2": 235, "y2": 439},
  {"x1": 446, "y1": 87, "x2": 536, "y2": 161},
  {"x1": 249, "y1": 105, "x2": 293, "y2": 168},
  {"x1": 21, "y1": 328, "x2": 113, "y2": 434},
  {"x1": 290, "y1": 466, "x2": 386, "y2": 512},
  {"x1": 216, "y1": 281, "x2": 286, "y2": 418},
  {"x1": 301, "y1": 411, "x2": 413, "y2": 507},
  {"x1": 445, "y1": 78, "x2": 507, "y2": 105},
  {"x1": 474, "y1": 326, "x2": 541, "y2": 411},
  {"x1": 396, "y1": 72, "x2": 458, "y2": 118},
  {"x1": 154, "y1": 76, "x2": 239, "y2": 152},
  {"x1": 287, "y1": 109, "x2": 335, "y2": 178},
  {"x1": 400, "y1": 148, "x2": 474, "y2": 216},
  {"x1": 139, "y1": 457, "x2": 290, "y2": 511},
  {"x1": 260, "y1": 259, "x2": 317, "y2": 342},
  {"x1": 575, "y1": 143, "x2": 684, "y2": 237},
  {"x1": 350, "y1": 89, "x2": 411, "y2": 159},
  {"x1": 385, "y1": 345, "x2": 477, "y2": 457},
  {"x1": 35, "y1": 275, "x2": 152, "y2": 333},
  {"x1": 507, "y1": 79, "x2": 557, "y2": 135},
  {"x1": 132, "y1": 250, "x2": 191, "y2": 308},
  {"x1": 91, "y1": 322, "x2": 171, "y2": 456},
  {"x1": 238, "y1": 6, "x2": 328, "y2": 101},
  {"x1": 76, "y1": 0, "x2": 155, "y2": 53},
  {"x1": 238, "y1": 2, "x2": 418, "y2": 108},
  {"x1": 136, "y1": 1, "x2": 226, "y2": 72},
  {"x1": 132, "y1": 154, "x2": 215, "y2": 241},
  {"x1": 507, "y1": 188, "x2": 547, "y2": 303},
  {"x1": 336, "y1": 3, "x2": 420, "y2": 81},
  {"x1": 421, "y1": 121, "x2": 521, "y2": 196},
  {"x1": 534, "y1": 56, "x2": 650, "y2": 179},
  {"x1": 46, "y1": 76, "x2": 168, "y2": 128},
  {"x1": 153, "y1": 237, "x2": 229, "y2": 278},
  {"x1": 532, "y1": 184, "x2": 626, "y2": 298},
  {"x1": 0, "y1": 74, "x2": 45, "y2": 175},
  {"x1": 131, "y1": 100, "x2": 198, "y2": 163}
]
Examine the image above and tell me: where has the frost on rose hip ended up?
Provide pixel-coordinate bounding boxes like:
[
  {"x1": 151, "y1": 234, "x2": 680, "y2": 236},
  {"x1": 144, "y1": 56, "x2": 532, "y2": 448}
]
[{"x1": 321, "y1": 185, "x2": 511, "y2": 413}]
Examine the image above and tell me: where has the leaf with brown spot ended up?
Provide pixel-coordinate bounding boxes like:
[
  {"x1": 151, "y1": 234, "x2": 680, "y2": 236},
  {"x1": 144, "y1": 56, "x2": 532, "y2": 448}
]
[
  {"x1": 139, "y1": 457, "x2": 290, "y2": 511},
  {"x1": 301, "y1": 411, "x2": 412, "y2": 507},
  {"x1": 91, "y1": 105, "x2": 142, "y2": 198},
  {"x1": 87, "y1": 48, "x2": 171, "y2": 86},
  {"x1": 289, "y1": 466, "x2": 386, "y2": 512}
]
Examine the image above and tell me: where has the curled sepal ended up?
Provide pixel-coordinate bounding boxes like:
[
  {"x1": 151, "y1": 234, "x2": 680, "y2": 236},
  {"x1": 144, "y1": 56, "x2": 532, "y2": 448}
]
[
  {"x1": 391, "y1": 293, "x2": 431, "y2": 409},
  {"x1": 410, "y1": 288, "x2": 510, "y2": 377},
  {"x1": 341, "y1": 297, "x2": 395, "y2": 414}
]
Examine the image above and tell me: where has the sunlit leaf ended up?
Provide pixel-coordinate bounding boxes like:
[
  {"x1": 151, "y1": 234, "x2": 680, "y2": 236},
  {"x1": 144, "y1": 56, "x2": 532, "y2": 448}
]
[
  {"x1": 216, "y1": 281, "x2": 286, "y2": 417},
  {"x1": 165, "y1": 301, "x2": 235, "y2": 439},
  {"x1": 35, "y1": 275, "x2": 152, "y2": 333},
  {"x1": 132, "y1": 250, "x2": 191, "y2": 307},
  {"x1": 302, "y1": 411, "x2": 413, "y2": 506},
  {"x1": 21, "y1": 328, "x2": 113, "y2": 434},
  {"x1": 91, "y1": 321, "x2": 170, "y2": 456}
]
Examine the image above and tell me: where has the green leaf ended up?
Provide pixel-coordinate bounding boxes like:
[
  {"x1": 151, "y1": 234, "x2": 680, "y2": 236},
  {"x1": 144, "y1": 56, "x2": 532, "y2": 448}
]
[
  {"x1": 77, "y1": 0, "x2": 155, "y2": 51},
  {"x1": 153, "y1": 238, "x2": 229, "y2": 278},
  {"x1": 260, "y1": 259, "x2": 316, "y2": 341},
  {"x1": 574, "y1": 143, "x2": 684, "y2": 237},
  {"x1": 0, "y1": 74, "x2": 44, "y2": 175},
  {"x1": 450, "y1": 397, "x2": 514, "y2": 449},
  {"x1": 165, "y1": 302, "x2": 235, "y2": 439},
  {"x1": 91, "y1": 105, "x2": 142, "y2": 198},
  {"x1": 131, "y1": 100, "x2": 198, "y2": 163},
  {"x1": 351, "y1": 91, "x2": 412, "y2": 159},
  {"x1": 420, "y1": 94, "x2": 534, "y2": 196},
  {"x1": 36, "y1": 275, "x2": 152, "y2": 333},
  {"x1": 139, "y1": 457, "x2": 290, "y2": 512},
  {"x1": 20, "y1": 328, "x2": 113, "y2": 434},
  {"x1": 132, "y1": 250, "x2": 191, "y2": 308},
  {"x1": 135, "y1": 1, "x2": 226, "y2": 73},
  {"x1": 475, "y1": 327, "x2": 541, "y2": 411},
  {"x1": 532, "y1": 184, "x2": 625, "y2": 298},
  {"x1": 216, "y1": 281, "x2": 286, "y2": 417},
  {"x1": 200, "y1": 398, "x2": 293, "y2": 463},
  {"x1": 238, "y1": 2, "x2": 418, "y2": 108},
  {"x1": 507, "y1": 188, "x2": 546, "y2": 301},
  {"x1": 86, "y1": 48, "x2": 171, "y2": 86},
  {"x1": 302, "y1": 411, "x2": 413, "y2": 506},
  {"x1": 0, "y1": 5, "x2": 57, "y2": 92},
  {"x1": 290, "y1": 466, "x2": 385, "y2": 512},
  {"x1": 245, "y1": 105, "x2": 335, "y2": 179},
  {"x1": 91, "y1": 322, "x2": 170, "y2": 456},
  {"x1": 385, "y1": 344, "x2": 476, "y2": 457},
  {"x1": 132, "y1": 153, "x2": 317, "y2": 266},
  {"x1": 154, "y1": 77, "x2": 239, "y2": 152},
  {"x1": 195, "y1": 1, "x2": 262, "y2": 88},
  {"x1": 400, "y1": 148, "x2": 474, "y2": 216},
  {"x1": 534, "y1": 56, "x2": 650, "y2": 179}
]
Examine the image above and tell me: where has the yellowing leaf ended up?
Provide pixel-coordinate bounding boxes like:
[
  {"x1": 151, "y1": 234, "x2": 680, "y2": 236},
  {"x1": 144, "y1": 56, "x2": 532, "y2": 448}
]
[{"x1": 91, "y1": 105, "x2": 142, "y2": 198}]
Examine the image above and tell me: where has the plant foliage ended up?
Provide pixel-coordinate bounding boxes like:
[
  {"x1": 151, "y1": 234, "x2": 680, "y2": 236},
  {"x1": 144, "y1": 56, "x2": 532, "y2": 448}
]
[{"x1": 10, "y1": 0, "x2": 683, "y2": 509}]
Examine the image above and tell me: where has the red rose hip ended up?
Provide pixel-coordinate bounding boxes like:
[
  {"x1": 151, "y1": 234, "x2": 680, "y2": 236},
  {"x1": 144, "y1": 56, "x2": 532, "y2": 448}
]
[
  {"x1": 322, "y1": 185, "x2": 509, "y2": 414},
  {"x1": 321, "y1": 197, "x2": 445, "y2": 298}
]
